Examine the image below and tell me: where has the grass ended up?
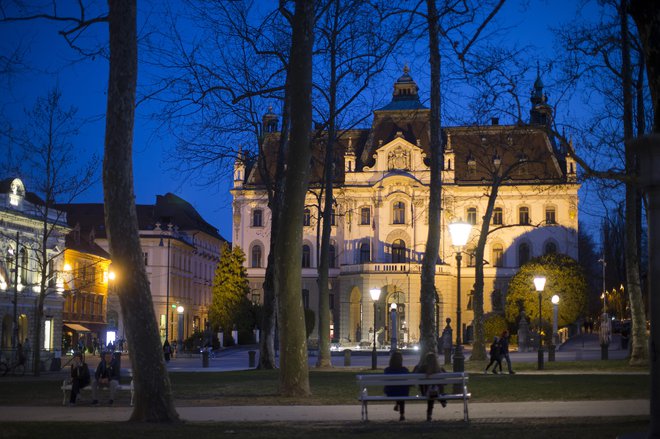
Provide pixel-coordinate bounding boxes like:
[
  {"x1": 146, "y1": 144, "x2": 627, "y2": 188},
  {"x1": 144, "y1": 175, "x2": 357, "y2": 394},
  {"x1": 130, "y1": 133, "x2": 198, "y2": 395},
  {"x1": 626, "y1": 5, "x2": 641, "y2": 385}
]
[
  {"x1": 0, "y1": 363, "x2": 649, "y2": 406},
  {"x1": 0, "y1": 418, "x2": 650, "y2": 439}
]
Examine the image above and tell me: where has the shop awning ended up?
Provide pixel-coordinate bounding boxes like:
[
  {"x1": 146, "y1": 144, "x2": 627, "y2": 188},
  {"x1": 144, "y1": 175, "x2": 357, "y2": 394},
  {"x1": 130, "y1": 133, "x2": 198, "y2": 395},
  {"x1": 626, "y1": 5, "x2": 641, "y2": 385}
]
[{"x1": 64, "y1": 323, "x2": 92, "y2": 332}]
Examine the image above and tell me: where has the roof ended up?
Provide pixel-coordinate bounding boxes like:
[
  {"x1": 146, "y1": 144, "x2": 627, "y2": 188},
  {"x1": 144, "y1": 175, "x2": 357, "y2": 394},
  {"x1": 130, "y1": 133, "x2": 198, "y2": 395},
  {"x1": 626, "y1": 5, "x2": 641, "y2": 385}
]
[{"x1": 59, "y1": 193, "x2": 225, "y2": 242}]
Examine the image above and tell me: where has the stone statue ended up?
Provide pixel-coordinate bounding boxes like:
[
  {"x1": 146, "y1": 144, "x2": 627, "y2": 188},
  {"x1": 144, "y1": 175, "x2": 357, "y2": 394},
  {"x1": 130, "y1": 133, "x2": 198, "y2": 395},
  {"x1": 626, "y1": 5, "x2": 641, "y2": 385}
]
[{"x1": 517, "y1": 311, "x2": 530, "y2": 352}]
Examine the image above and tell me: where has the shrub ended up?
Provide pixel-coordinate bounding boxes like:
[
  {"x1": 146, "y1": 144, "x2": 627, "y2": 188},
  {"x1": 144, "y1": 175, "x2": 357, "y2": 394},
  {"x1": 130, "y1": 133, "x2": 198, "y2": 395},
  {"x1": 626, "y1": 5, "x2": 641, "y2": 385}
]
[{"x1": 483, "y1": 312, "x2": 508, "y2": 342}]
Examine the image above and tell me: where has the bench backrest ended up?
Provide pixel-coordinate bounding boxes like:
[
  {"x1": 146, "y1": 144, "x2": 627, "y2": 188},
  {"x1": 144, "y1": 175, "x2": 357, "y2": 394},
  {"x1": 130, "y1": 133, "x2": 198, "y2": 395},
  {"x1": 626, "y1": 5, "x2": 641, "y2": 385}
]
[{"x1": 357, "y1": 372, "x2": 468, "y2": 391}]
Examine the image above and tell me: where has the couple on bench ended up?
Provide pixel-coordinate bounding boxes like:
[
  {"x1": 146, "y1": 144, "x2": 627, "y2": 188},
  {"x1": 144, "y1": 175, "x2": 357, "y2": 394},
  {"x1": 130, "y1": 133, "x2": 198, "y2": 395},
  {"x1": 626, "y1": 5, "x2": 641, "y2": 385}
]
[{"x1": 69, "y1": 351, "x2": 120, "y2": 406}]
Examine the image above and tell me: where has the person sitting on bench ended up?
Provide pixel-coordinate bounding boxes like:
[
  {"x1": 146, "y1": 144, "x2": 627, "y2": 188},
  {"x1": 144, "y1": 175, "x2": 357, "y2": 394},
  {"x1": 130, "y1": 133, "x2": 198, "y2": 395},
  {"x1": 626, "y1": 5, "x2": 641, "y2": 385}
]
[{"x1": 91, "y1": 351, "x2": 119, "y2": 405}]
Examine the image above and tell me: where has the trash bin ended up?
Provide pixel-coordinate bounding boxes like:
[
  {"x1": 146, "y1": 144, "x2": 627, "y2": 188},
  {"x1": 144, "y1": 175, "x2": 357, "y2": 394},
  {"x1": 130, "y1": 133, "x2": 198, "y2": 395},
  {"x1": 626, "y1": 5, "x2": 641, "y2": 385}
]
[
  {"x1": 248, "y1": 350, "x2": 256, "y2": 368},
  {"x1": 343, "y1": 349, "x2": 351, "y2": 366},
  {"x1": 202, "y1": 350, "x2": 209, "y2": 368}
]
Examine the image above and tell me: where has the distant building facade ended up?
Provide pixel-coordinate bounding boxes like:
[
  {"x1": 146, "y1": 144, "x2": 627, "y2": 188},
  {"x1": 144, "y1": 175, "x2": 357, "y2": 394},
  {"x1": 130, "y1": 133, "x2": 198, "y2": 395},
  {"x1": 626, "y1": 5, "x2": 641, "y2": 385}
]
[
  {"x1": 63, "y1": 193, "x2": 225, "y2": 345},
  {"x1": 0, "y1": 177, "x2": 68, "y2": 355},
  {"x1": 231, "y1": 68, "x2": 579, "y2": 345}
]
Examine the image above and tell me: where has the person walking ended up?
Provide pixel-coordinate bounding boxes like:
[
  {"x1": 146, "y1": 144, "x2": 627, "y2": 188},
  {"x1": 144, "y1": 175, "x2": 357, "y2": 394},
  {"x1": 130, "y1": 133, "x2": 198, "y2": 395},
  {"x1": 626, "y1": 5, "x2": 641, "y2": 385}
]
[
  {"x1": 484, "y1": 336, "x2": 503, "y2": 374},
  {"x1": 384, "y1": 351, "x2": 409, "y2": 421},
  {"x1": 163, "y1": 340, "x2": 171, "y2": 362},
  {"x1": 414, "y1": 352, "x2": 446, "y2": 421},
  {"x1": 500, "y1": 330, "x2": 515, "y2": 374}
]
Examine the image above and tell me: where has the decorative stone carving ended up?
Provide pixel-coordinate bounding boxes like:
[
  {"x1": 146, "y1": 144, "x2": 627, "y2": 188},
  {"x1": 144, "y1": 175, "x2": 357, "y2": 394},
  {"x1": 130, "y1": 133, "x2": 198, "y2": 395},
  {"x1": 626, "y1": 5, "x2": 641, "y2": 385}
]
[{"x1": 388, "y1": 146, "x2": 410, "y2": 170}]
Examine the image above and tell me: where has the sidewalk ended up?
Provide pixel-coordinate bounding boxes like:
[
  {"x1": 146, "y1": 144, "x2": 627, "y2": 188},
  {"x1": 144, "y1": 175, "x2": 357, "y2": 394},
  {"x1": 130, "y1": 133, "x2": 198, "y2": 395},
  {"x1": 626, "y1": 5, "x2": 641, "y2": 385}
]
[{"x1": 0, "y1": 400, "x2": 648, "y2": 422}]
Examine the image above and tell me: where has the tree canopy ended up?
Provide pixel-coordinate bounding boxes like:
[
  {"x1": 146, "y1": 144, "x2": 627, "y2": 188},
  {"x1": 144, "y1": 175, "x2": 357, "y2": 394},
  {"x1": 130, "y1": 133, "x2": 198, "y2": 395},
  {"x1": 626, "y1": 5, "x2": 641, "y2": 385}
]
[
  {"x1": 209, "y1": 242, "x2": 251, "y2": 335},
  {"x1": 505, "y1": 253, "x2": 588, "y2": 328}
]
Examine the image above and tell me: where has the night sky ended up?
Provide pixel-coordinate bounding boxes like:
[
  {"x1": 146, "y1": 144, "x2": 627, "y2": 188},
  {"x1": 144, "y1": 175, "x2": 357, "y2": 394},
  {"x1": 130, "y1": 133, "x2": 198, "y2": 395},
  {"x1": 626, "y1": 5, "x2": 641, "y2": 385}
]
[{"x1": 0, "y1": 1, "x2": 601, "y2": 242}]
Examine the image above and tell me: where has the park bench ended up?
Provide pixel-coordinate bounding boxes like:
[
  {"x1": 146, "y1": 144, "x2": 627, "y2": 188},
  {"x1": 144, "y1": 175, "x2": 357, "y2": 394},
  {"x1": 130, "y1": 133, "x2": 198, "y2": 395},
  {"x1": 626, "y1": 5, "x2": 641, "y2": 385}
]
[
  {"x1": 356, "y1": 372, "x2": 470, "y2": 422},
  {"x1": 61, "y1": 379, "x2": 134, "y2": 406}
]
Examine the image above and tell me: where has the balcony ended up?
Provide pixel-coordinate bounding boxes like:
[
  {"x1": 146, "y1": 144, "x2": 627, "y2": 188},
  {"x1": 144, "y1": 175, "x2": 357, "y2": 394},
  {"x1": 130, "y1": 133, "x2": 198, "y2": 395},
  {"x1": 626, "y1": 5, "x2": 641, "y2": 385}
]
[{"x1": 340, "y1": 262, "x2": 449, "y2": 275}]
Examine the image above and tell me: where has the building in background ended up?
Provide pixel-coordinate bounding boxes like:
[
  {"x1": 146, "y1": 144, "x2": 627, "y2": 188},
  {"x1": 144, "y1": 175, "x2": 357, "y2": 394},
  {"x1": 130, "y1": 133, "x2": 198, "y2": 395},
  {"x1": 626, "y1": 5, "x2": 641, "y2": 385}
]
[
  {"x1": 63, "y1": 193, "x2": 225, "y2": 346},
  {"x1": 231, "y1": 68, "x2": 579, "y2": 346},
  {"x1": 0, "y1": 177, "x2": 68, "y2": 358}
]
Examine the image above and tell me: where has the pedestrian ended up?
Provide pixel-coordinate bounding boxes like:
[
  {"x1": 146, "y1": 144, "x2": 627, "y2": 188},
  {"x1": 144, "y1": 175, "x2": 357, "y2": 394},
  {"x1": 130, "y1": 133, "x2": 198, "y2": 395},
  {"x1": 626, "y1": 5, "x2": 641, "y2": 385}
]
[
  {"x1": 92, "y1": 337, "x2": 99, "y2": 356},
  {"x1": 384, "y1": 351, "x2": 409, "y2": 421},
  {"x1": 163, "y1": 340, "x2": 171, "y2": 362},
  {"x1": 500, "y1": 330, "x2": 515, "y2": 374},
  {"x1": 484, "y1": 336, "x2": 503, "y2": 374},
  {"x1": 23, "y1": 337, "x2": 31, "y2": 366},
  {"x1": 68, "y1": 352, "x2": 90, "y2": 406},
  {"x1": 91, "y1": 351, "x2": 119, "y2": 405},
  {"x1": 172, "y1": 340, "x2": 178, "y2": 359},
  {"x1": 413, "y1": 352, "x2": 447, "y2": 421}
]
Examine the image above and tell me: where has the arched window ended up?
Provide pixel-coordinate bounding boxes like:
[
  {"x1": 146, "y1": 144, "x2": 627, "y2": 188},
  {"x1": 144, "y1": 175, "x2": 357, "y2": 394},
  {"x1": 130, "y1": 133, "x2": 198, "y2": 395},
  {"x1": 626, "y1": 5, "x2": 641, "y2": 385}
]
[
  {"x1": 302, "y1": 245, "x2": 311, "y2": 268},
  {"x1": 393, "y1": 201, "x2": 405, "y2": 224},
  {"x1": 519, "y1": 243, "x2": 530, "y2": 266},
  {"x1": 252, "y1": 209, "x2": 263, "y2": 227},
  {"x1": 359, "y1": 242, "x2": 370, "y2": 263},
  {"x1": 544, "y1": 241, "x2": 557, "y2": 255},
  {"x1": 303, "y1": 208, "x2": 311, "y2": 227},
  {"x1": 19, "y1": 247, "x2": 28, "y2": 284},
  {"x1": 492, "y1": 244, "x2": 504, "y2": 267},
  {"x1": 392, "y1": 239, "x2": 406, "y2": 263},
  {"x1": 467, "y1": 207, "x2": 477, "y2": 225},
  {"x1": 329, "y1": 245, "x2": 336, "y2": 268},
  {"x1": 519, "y1": 206, "x2": 530, "y2": 225},
  {"x1": 251, "y1": 245, "x2": 262, "y2": 268},
  {"x1": 493, "y1": 207, "x2": 503, "y2": 225}
]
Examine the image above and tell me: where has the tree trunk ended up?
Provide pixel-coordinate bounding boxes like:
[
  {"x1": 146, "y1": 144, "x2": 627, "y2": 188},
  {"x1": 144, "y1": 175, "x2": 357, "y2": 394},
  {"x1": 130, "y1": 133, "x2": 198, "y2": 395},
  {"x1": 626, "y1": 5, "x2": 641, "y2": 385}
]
[
  {"x1": 274, "y1": 0, "x2": 315, "y2": 396},
  {"x1": 418, "y1": 0, "x2": 442, "y2": 360},
  {"x1": 471, "y1": 182, "x2": 500, "y2": 361},
  {"x1": 620, "y1": 0, "x2": 648, "y2": 366},
  {"x1": 103, "y1": 0, "x2": 179, "y2": 422}
]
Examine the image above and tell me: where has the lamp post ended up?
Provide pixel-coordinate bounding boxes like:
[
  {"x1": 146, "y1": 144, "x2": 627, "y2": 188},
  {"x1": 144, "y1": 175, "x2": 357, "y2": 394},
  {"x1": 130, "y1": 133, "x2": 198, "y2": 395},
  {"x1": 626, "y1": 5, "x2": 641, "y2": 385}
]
[
  {"x1": 448, "y1": 220, "x2": 472, "y2": 373},
  {"x1": 549, "y1": 294, "x2": 559, "y2": 361},
  {"x1": 177, "y1": 305, "x2": 184, "y2": 353},
  {"x1": 533, "y1": 276, "x2": 546, "y2": 370},
  {"x1": 159, "y1": 235, "x2": 171, "y2": 342},
  {"x1": 369, "y1": 288, "x2": 381, "y2": 370}
]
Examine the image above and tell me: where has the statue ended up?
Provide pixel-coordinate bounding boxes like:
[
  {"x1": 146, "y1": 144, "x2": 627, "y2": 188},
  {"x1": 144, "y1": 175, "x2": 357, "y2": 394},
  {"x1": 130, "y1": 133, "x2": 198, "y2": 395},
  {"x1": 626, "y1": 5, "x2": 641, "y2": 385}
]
[{"x1": 517, "y1": 311, "x2": 530, "y2": 352}]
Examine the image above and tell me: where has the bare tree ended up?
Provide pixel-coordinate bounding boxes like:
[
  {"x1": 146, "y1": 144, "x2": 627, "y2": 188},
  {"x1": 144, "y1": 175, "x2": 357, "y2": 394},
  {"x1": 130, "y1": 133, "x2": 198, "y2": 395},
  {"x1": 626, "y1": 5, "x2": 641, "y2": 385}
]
[{"x1": 8, "y1": 88, "x2": 96, "y2": 375}]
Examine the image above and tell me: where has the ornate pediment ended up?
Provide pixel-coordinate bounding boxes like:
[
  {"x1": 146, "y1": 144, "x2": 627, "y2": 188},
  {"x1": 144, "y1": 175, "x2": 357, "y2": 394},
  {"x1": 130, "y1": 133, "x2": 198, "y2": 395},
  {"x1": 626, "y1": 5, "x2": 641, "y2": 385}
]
[{"x1": 364, "y1": 137, "x2": 428, "y2": 173}]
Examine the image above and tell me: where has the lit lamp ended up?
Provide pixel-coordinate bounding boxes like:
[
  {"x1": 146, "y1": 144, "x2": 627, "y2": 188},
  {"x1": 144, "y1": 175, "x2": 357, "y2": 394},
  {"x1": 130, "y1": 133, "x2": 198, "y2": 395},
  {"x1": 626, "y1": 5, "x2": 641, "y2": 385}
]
[
  {"x1": 448, "y1": 220, "x2": 472, "y2": 373},
  {"x1": 549, "y1": 294, "x2": 560, "y2": 361},
  {"x1": 177, "y1": 305, "x2": 185, "y2": 353},
  {"x1": 369, "y1": 288, "x2": 381, "y2": 370},
  {"x1": 533, "y1": 276, "x2": 546, "y2": 370},
  {"x1": 390, "y1": 303, "x2": 397, "y2": 352}
]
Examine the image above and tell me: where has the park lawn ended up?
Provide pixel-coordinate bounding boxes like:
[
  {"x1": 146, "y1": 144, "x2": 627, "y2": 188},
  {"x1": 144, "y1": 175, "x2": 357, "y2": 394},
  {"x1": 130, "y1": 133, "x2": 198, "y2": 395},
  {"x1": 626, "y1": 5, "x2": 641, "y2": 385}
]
[
  {"x1": 0, "y1": 417, "x2": 650, "y2": 439},
  {"x1": 0, "y1": 364, "x2": 649, "y2": 407}
]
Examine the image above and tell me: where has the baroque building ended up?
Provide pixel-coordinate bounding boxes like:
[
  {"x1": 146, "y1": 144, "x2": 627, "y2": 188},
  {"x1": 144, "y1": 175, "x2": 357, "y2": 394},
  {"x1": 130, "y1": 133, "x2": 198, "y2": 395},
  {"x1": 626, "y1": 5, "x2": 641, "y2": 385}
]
[
  {"x1": 231, "y1": 69, "x2": 579, "y2": 346},
  {"x1": 63, "y1": 193, "x2": 225, "y2": 345},
  {"x1": 0, "y1": 177, "x2": 68, "y2": 358}
]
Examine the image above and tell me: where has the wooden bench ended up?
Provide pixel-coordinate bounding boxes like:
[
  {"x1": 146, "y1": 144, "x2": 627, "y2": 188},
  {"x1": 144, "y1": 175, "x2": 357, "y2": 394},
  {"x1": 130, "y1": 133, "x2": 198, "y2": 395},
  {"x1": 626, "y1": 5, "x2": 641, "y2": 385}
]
[
  {"x1": 356, "y1": 372, "x2": 470, "y2": 422},
  {"x1": 61, "y1": 380, "x2": 134, "y2": 406}
]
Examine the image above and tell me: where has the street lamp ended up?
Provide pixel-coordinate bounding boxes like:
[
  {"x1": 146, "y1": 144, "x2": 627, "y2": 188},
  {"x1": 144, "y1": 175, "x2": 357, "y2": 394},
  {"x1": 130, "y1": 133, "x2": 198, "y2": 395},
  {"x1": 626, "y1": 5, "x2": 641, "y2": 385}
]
[
  {"x1": 177, "y1": 305, "x2": 185, "y2": 354},
  {"x1": 533, "y1": 276, "x2": 546, "y2": 370},
  {"x1": 448, "y1": 220, "x2": 472, "y2": 373},
  {"x1": 369, "y1": 288, "x2": 381, "y2": 370},
  {"x1": 390, "y1": 303, "x2": 397, "y2": 352},
  {"x1": 549, "y1": 294, "x2": 560, "y2": 361}
]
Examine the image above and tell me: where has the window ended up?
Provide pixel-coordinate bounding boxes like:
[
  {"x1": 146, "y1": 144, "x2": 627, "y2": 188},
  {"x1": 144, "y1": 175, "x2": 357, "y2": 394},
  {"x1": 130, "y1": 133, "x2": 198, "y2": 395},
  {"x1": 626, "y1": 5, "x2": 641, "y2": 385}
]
[
  {"x1": 545, "y1": 207, "x2": 556, "y2": 225},
  {"x1": 329, "y1": 245, "x2": 336, "y2": 268},
  {"x1": 329, "y1": 293, "x2": 335, "y2": 310},
  {"x1": 302, "y1": 289, "x2": 310, "y2": 309},
  {"x1": 360, "y1": 207, "x2": 371, "y2": 225},
  {"x1": 251, "y1": 245, "x2": 262, "y2": 268},
  {"x1": 143, "y1": 252, "x2": 149, "y2": 266},
  {"x1": 544, "y1": 242, "x2": 557, "y2": 255},
  {"x1": 467, "y1": 251, "x2": 476, "y2": 267},
  {"x1": 519, "y1": 243, "x2": 530, "y2": 266},
  {"x1": 492, "y1": 245, "x2": 503, "y2": 267},
  {"x1": 493, "y1": 207, "x2": 503, "y2": 225},
  {"x1": 359, "y1": 242, "x2": 370, "y2": 263},
  {"x1": 467, "y1": 207, "x2": 477, "y2": 225},
  {"x1": 330, "y1": 209, "x2": 336, "y2": 226},
  {"x1": 302, "y1": 245, "x2": 311, "y2": 268},
  {"x1": 20, "y1": 247, "x2": 27, "y2": 284},
  {"x1": 392, "y1": 239, "x2": 406, "y2": 263},
  {"x1": 303, "y1": 208, "x2": 311, "y2": 227},
  {"x1": 252, "y1": 209, "x2": 263, "y2": 227},
  {"x1": 519, "y1": 206, "x2": 530, "y2": 225},
  {"x1": 491, "y1": 289, "x2": 503, "y2": 312},
  {"x1": 393, "y1": 201, "x2": 405, "y2": 224}
]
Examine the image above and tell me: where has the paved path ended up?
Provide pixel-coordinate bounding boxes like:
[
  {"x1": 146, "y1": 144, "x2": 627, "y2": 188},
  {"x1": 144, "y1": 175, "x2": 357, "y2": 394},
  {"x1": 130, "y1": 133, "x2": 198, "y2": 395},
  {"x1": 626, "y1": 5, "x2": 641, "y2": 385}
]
[{"x1": 0, "y1": 400, "x2": 648, "y2": 423}]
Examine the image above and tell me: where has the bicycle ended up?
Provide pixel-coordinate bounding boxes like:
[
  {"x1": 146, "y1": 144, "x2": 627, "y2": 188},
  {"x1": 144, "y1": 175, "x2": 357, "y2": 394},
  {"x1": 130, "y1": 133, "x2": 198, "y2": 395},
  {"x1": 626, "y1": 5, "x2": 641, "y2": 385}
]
[{"x1": 0, "y1": 359, "x2": 25, "y2": 377}]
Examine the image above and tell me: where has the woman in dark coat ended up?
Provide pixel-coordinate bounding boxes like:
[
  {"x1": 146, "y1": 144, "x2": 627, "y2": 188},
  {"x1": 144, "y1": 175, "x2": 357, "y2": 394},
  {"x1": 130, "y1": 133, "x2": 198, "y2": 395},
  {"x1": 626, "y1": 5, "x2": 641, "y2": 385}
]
[
  {"x1": 484, "y1": 336, "x2": 503, "y2": 374},
  {"x1": 384, "y1": 351, "x2": 409, "y2": 421}
]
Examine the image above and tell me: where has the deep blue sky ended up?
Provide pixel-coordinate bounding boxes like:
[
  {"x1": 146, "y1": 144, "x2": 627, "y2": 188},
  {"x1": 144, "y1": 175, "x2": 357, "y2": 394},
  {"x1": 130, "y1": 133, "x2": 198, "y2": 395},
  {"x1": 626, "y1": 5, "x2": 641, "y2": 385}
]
[{"x1": 0, "y1": 1, "x2": 601, "y2": 242}]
